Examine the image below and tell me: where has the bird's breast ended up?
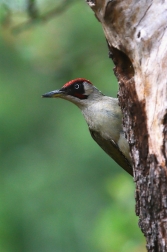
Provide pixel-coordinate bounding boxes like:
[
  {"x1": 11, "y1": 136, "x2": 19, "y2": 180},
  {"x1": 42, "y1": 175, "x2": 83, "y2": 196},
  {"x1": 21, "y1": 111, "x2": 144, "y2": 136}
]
[
  {"x1": 81, "y1": 100, "x2": 131, "y2": 164},
  {"x1": 82, "y1": 103, "x2": 122, "y2": 142}
]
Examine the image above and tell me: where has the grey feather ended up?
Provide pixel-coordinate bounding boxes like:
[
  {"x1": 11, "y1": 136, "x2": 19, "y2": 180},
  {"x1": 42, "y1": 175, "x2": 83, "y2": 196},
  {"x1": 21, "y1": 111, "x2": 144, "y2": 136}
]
[{"x1": 89, "y1": 129, "x2": 133, "y2": 176}]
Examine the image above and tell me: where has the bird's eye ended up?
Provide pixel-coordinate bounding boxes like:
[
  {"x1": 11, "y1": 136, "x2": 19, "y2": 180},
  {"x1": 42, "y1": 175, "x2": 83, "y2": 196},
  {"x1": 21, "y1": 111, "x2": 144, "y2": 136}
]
[{"x1": 74, "y1": 83, "x2": 80, "y2": 89}]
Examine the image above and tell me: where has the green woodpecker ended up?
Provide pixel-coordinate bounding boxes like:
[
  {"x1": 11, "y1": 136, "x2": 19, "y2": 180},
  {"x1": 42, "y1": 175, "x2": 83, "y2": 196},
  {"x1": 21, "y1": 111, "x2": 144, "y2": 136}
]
[{"x1": 42, "y1": 78, "x2": 133, "y2": 176}]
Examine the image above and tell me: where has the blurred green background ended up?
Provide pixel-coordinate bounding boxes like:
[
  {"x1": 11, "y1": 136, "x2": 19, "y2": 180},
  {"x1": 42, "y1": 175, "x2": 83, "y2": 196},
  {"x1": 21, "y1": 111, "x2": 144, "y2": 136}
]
[{"x1": 0, "y1": 1, "x2": 145, "y2": 251}]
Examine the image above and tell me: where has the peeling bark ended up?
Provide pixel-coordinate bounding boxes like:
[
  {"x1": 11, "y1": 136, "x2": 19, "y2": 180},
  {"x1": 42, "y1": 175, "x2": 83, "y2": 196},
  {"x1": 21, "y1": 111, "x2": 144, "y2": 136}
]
[{"x1": 86, "y1": 0, "x2": 167, "y2": 251}]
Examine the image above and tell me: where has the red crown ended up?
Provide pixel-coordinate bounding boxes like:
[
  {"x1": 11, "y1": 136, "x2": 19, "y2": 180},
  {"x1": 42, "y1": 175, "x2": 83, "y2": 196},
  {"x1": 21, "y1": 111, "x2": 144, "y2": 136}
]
[{"x1": 63, "y1": 78, "x2": 92, "y2": 88}]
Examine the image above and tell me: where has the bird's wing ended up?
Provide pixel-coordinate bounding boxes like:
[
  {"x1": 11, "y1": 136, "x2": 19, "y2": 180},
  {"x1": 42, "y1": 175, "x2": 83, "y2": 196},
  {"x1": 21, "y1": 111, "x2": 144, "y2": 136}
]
[{"x1": 89, "y1": 129, "x2": 133, "y2": 176}]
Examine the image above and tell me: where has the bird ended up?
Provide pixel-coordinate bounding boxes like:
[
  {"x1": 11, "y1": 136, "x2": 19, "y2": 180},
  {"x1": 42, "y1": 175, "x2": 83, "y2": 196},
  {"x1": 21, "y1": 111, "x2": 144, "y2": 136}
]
[{"x1": 42, "y1": 78, "x2": 133, "y2": 176}]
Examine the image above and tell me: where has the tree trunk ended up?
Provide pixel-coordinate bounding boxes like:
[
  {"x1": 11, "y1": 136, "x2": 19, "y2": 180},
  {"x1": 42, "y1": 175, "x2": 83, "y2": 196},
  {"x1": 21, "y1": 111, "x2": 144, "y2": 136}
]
[{"x1": 86, "y1": 0, "x2": 167, "y2": 251}]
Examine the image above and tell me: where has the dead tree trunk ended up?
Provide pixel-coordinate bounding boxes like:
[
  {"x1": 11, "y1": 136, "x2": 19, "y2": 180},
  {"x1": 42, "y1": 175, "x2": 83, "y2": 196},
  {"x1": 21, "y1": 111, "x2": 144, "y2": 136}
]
[{"x1": 86, "y1": 0, "x2": 167, "y2": 251}]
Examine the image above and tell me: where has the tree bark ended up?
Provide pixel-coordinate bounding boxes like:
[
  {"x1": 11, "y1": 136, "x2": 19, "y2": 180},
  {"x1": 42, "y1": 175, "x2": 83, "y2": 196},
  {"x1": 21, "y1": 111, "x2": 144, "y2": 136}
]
[{"x1": 86, "y1": 0, "x2": 167, "y2": 251}]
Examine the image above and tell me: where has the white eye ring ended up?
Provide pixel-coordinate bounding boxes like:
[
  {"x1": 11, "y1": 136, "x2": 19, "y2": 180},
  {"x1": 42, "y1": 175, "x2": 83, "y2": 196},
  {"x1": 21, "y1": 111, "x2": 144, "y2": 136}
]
[{"x1": 74, "y1": 84, "x2": 80, "y2": 89}]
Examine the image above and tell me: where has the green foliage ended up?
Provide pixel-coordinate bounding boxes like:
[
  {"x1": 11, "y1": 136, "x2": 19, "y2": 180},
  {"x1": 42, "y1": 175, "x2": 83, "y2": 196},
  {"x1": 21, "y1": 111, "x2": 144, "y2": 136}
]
[{"x1": 0, "y1": 1, "x2": 145, "y2": 251}]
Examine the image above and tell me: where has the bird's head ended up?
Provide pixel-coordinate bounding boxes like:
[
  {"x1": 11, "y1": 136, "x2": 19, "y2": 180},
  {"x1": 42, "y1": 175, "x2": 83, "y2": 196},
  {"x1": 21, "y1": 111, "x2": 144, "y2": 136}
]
[{"x1": 42, "y1": 78, "x2": 103, "y2": 108}]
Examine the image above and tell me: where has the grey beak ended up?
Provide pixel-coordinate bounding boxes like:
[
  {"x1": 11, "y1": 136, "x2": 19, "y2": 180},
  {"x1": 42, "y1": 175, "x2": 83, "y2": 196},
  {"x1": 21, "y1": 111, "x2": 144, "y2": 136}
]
[{"x1": 42, "y1": 90, "x2": 64, "y2": 98}]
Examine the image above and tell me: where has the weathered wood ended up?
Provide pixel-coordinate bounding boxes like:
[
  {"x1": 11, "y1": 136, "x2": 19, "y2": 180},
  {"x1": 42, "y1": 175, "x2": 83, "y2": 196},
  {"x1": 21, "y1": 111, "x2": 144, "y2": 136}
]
[{"x1": 86, "y1": 0, "x2": 167, "y2": 251}]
